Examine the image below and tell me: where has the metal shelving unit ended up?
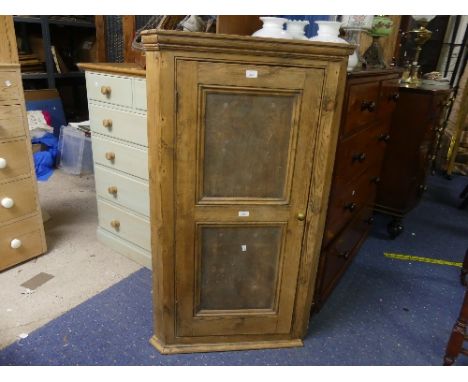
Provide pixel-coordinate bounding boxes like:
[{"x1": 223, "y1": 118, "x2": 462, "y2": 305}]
[{"x1": 13, "y1": 15, "x2": 95, "y2": 88}]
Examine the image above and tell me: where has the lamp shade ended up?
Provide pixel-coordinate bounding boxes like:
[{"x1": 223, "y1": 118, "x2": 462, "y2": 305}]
[
  {"x1": 341, "y1": 15, "x2": 374, "y2": 30},
  {"x1": 412, "y1": 15, "x2": 436, "y2": 22}
]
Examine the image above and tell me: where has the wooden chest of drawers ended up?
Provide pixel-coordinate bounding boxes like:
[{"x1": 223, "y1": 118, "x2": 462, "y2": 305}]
[
  {"x1": 79, "y1": 63, "x2": 151, "y2": 268},
  {"x1": 313, "y1": 69, "x2": 400, "y2": 310},
  {"x1": 375, "y1": 86, "x2": 452, "y2": 237},
  {"x1": 0, "y1": 64, "x2": 46, "y2": 271}
]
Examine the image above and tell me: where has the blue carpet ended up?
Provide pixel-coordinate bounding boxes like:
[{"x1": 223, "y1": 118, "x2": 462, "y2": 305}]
[{"x1": 1, "y1": 174, "x2": 467, "y2": 365}]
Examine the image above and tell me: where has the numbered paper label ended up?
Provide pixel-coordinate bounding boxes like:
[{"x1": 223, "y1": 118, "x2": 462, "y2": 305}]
[
  {"x1": 245, "y1": 70, "x2": 258, "y2": 78},
  {"x1": 238, "y1": 211, "x2": 250, "y2": 217}
]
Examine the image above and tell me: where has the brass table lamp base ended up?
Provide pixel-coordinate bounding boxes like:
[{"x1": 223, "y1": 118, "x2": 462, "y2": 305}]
[
  {"x1": 400, "y1": 21, "x2": 433, "y2": 86},
  {"x1": 363, "y1": 35, "x2": 387, "y2": 69}
]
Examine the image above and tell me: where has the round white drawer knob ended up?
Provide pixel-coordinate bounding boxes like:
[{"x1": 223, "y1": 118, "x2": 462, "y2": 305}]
[
  {"x1": 10, "y1": 238, "x2": 22, "y2": 249},
  {"x1": 1, "y1": 197, "x2": 14, "y2": 209},
  {"x1": 0, "y1": 157, "x2": 7, "y2": 169}
]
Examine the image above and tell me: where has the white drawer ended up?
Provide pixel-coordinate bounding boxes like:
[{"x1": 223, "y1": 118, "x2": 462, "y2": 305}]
[
  {"x1": 89, "y1": 104, "x2": 147, "y2": 147},
  {"x1": 86, "y1": 72, "x2": 133, "y2": 108},
  {"x1": 94, "y1": 164, "x2": 149, "y2": 217},
  {"x1": 97, "y1": 199, "x2": 150, "y2": 251},
  {"x1": 92, "y1": 135, "x2": 148, "y2": 180},
  {"x1": 133, "y1": 79, "x2": 147, "y2": 111}
]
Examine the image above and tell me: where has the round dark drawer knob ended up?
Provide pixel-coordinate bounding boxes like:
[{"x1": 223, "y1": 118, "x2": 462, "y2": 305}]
[
  {"x1": 372, "y1": 176, "x2": 381, "y2": 184},
  {"x1": 339, "y1": 250, "x2": 351, "y2": 260},
  {"x1": 361, "y1": 100, "x2": 376, "y2": 112},
  {"x1": 419, "y1": 184, "x2": 428, "y2": 192},
  {"x1": 379, "y1": 133, "x2": 391, "y2": 143},
  {"x1": 352, "y1": 152, "x2": 366, "y2": 162},
  {"x1": 366, "y1": 216, "x2": 375, "y2": 225},
  {"x1": 345, "y1": 202, "x2": 357, "y2": 212},
  {"x1": 389, "y1": 92, "x2": 399, "y2": 102}
]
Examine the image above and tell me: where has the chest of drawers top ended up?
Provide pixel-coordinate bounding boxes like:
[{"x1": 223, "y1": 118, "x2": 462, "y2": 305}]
[{"x1": 79, "y1": 63, "x2": 146, "y2": 111}]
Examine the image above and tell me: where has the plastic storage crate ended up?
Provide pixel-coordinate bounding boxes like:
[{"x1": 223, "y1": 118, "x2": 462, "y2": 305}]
[{"x1": 57, "y1": 125, "x2": 94, "y2": 175}]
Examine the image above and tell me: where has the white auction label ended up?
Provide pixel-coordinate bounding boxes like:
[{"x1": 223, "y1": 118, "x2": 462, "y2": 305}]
[
  {"x1": 245, "y1": 70, "x2": 258, "y2": 78},
  {"x1": 4, "y1": 80, "x2": 12, "y2": 87},
  {"x1": 238, "y1": 211, "x2": 250, "y2": 217},
  {"x1": 241, "y1": 245, "x2": 247, "y2": 252}
]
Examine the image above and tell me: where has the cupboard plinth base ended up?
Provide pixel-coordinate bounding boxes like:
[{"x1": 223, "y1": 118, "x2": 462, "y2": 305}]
[{"x1": 149, "y1": 336, "x2": 303, "y2": 355}]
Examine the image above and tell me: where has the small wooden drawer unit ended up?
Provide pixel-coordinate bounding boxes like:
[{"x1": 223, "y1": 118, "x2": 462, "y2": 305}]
[
  {"x1": 80, "y1": 63, "x2": 150, "y2": 268},
  {"x1": 313, "y1": 69, "x2": 401, "y2": 310},
  {"x1": 0, "y1": 64, "x2": 46, "y2": 271},
  {"x1": 375, "y1": 85, "x2": 453, "y2": 237}
]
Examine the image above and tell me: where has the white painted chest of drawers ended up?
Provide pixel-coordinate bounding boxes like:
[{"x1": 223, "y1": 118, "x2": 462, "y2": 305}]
[{"x1": 81, "y1": 63, "x2": 151, "y2": 268}]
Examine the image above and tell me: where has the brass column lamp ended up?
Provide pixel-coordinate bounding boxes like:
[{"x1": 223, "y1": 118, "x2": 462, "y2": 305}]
[{"x1": 401, "y1": 15, "x2": 436, "y2": 86}]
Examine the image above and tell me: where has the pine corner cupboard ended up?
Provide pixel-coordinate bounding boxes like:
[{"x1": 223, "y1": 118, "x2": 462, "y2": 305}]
[{"x1": 141, "y1": 30, "x2": 354, "y2": 354}]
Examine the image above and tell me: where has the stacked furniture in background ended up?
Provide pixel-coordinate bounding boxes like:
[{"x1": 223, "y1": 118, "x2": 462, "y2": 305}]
[
  {"x1": 0, "y1": 16, "x2": 47, "y2": 271},
  {"x1": 313, "y1": 69, "x2": 401, "y2": 310},
  {"x1": 375, "y1": 85, "x2": 452, "y2": 238},
  {"x1": 79, "y1": 63, "x2": 150, "y2": 268}
]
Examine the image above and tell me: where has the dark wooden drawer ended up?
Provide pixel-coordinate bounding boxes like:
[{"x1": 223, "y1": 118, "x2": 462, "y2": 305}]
[
  {"x1": 342, "y1": 81, "x2": 380, "y2": 138},
  {"x1": 318, "y1": 207, "x2": 373, "y2": 304},
  {"x1": 334, "y1": 122, "x2": 390, "y2": 190},
  {"x1": 323, "y1": 165, "x2": 380, "y2": 246},
  {"x1": 378, "y1": 78, "x2": 400, "y2": 118}
]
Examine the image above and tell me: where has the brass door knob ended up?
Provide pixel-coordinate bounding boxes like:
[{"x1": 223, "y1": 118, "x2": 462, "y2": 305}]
[
  {"x1": 110, "y1": 220, "x2": 120, "y2": 229},
  {"x1": 102, "y1": 119, "x2": 113, "y2": 128},
  {"x1": 444, "y1": 97, "x2": 455, "y2": 107},
  {"x1": 100, "y1": 86, "x2": 111, "y2": 96},
  {"x1": 297, "y1": 213, "x2": 306, "y2": 221},
  {"x1": 105, "y1": 152, "x2": 115, "y2": 161},
  {"x1": 108, "y1": 186, "x2": 118, "y2": 195}
]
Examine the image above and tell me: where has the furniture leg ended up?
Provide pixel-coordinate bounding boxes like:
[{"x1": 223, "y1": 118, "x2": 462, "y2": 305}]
[
  {"x1": 443, "y1": 287, "x2": 468, "y2": 365},
  {"x1": 387, "y1": 217, "x2": 404, "y2": 239},
  {"x1": 460, "y1": 183, "x2": 468, "y2": 210},
  {"x1": 461, "y1": 248, "x2": 468, "y2": 287}
]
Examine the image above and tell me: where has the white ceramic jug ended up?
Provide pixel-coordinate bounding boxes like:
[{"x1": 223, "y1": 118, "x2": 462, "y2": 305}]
[
  {"x1": 286, "y1": 20, "x2": 309, "y2": 40},
  {"x1": 252, "y1": 17, "x2": 292, "y2": 39},
  {"x1": 310, "y1": 20, "x2": 357, "y2": 71}
]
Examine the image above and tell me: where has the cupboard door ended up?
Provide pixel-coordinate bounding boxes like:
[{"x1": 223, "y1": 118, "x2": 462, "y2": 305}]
[{"x1": 175, "y1": 60, "x2": 324, "y2": 337}]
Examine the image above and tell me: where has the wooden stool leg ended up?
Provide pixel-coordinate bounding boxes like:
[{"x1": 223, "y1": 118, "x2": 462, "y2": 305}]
[
  {"x1": 444, "y1": 288, "x2": 468, "y2": 365},
  {"x1": 461, "y1": 249, "x2": 468, "y2": 287},
  {"x1": 459, "y1": 184, "x2": 468, "y2": 209}
]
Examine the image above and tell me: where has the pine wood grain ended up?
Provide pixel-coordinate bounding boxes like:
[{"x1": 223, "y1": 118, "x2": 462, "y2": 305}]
[
  {"x1": 0, "y1": 16, "x2": 19, "y2": 64},
  {"x1": 143, "y1": 30, "x2": 352, "y2": 353}
]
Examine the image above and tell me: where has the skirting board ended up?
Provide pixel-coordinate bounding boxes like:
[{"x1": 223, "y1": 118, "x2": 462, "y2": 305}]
[
  {"x1": 97, "y1": 227, "x2": 151, "y2": 269},
  {"x1": 149, "y1": 335, "x2": 304, "y2": 355}
]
